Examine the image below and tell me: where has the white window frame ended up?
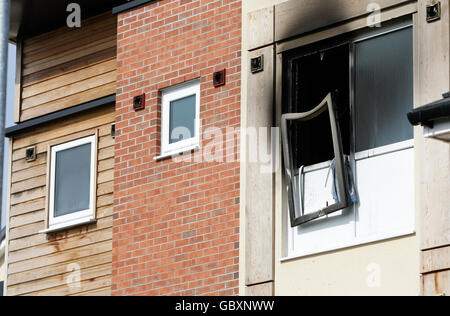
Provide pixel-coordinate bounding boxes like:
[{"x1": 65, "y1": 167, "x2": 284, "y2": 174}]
[
  {"x1": 159, "y1": 80, "x2": 200, "y2": 158},
  {"x1": 45, "y1": 135, "x2": 97, "y2": 232}
]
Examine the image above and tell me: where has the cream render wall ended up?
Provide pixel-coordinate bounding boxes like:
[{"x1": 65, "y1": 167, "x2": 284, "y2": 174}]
[{"x1": 241, "y1": 0, "x2": 421, "y2": 296}]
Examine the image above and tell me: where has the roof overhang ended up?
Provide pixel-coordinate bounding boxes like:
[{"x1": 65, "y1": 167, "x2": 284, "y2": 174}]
[
  {"x1": 408, "y1": 92, "x2": 450, "y2": 128},
  {"x1": 9, "y1": 0, "x2": 128, "y2": 42}
]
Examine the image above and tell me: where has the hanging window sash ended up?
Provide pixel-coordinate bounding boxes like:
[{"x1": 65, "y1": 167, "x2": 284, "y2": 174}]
[{"x1": 281, "y1": 92, "x2": 353, "y2": 227}]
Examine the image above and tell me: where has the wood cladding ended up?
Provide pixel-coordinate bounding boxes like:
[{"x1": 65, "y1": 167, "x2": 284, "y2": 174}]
[
  {"x1": 6, "y1": 105, "x2": 115, "y2": 296},
  {"x1": 18, "y1": 13, "x2": 117, "y2": 122}
]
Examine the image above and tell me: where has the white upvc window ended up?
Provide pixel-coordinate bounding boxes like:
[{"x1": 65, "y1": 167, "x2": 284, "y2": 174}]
[
  {"x1": 158, "y1": 79, "x2": 200, "y2": 158},
  {"x1": 45, "y1": 135, "x2": 97, "y2": 232}
]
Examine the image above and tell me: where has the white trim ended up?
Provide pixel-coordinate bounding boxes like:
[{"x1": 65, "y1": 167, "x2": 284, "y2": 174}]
[
  {"x1": 160, "y1": 79, "x2": 200, "y2": 157},
  {"x1": 47, "y1": 135, "x2": 97, "y2": 231},
  {"x1": 354, "y1": 139, "x2": 414, "y2": 161},
  {"x1": 281, "y1": 229, "x2": 416, "y2": 262}
]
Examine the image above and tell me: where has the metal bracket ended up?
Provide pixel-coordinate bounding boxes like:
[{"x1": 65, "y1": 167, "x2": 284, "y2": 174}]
[
  {"x1": 281, "y1": 92, "x2": 353, "y2": 227},
  {"x1": 426, "y1": 2, "x2": 441, "y2": 22},
  {"x1": 250, "y1": 55, "x2": 264, "y2": 74}
]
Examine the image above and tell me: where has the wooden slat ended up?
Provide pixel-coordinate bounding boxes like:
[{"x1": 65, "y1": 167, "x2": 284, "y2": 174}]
[
  {"x1": 8, "y1": 228, "x2": 112, "y2": 264},
  {"x1": 275, "y1": 0, "x2": 413, "y2": 41},
  {"x1": 22, "y1": 59, "x2": 116, "y2": 98},
  {"x1": 8, "y1": 212, "x2": 112, "y2": 252},
  {"x1": 98, "y1": 158, "x2": 114, "y2": 173},
  {"x1": 9, "y1": 210, "x2": 45, "y2": 229},
  {"x1": 12, "y1": 153, "x2": 46, "y2": 172},
  {"x1": 422, "y1": 246, "x2": 450, "y2": 274},
  {"x1": 24, "y1": 275, "x2": 111, "y2": 296},
  {"x1": 8, "y1": 240, "x2": 112, "y2": 275},
  {"x1": 9, "y1": 198, "x2": 45, "y2": 217},
  {"x1": 13, "y1": 105, "x2": 114, "y2": 152},
  {"x1": 22, "y1": 71, "x2": 116, "y2": 110},
  {"x1": 23, "y1": 13, "x2": 115, "y2": 54},
  {"x1": 70, "y1": 286, "x2": 111, "y2": 296},
  {"x1": 11, "y1": 175, "x2": 46, "y2": 194},
  {"x1": 20, "y1": 82, "x2": 116, "y2": 121},
  {"x1": 22, "y1": 36, "x2": 116, "y2": 76}
]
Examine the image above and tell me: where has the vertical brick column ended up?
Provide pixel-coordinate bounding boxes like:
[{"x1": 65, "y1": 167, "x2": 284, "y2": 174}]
[{"x1": 113, "y1": 0, "x2": 242, "y2": 296}]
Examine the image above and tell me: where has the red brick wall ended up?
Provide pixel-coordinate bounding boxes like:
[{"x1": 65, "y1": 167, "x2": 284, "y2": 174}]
[{"x1": 112, "y1": 0, "x2": 241, "y2": 296}]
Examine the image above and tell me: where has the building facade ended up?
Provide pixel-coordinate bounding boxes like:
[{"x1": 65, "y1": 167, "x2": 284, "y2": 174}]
[{"x1": 2, "y1": 0, "x2": 449, "y2": 296}]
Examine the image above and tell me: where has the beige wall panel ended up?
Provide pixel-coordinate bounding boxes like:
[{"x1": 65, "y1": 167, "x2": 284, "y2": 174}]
[
  {"x1": 245, "y1": 46, "x2": 275, "y2": 286},
  {"x1": 275, "y1": 0, "x2": 413, "y2": 41},
  {"x1": 416, "y1": 0, "x2": 450, "y2": 251}
]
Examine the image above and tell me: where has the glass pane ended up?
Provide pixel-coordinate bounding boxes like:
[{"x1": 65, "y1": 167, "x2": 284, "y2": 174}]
[
  {"x1": 169, "y1": 94, "x2": 196, "y2": 144},
  {"x1": 54, "y1": 143, "x2": 91, "y2": 217},
  {"x1": 287, "y1": 44, "x2": 350, "y2": 168},
  {"x1": 355, "y1": 27, "x2": 414, "y2": 152}
]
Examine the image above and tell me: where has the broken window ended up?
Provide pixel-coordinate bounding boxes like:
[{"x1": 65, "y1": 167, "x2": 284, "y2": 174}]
[
  {"x1": 282, "y1": 44, "x2": 353, "y2": 227},
  {"x1": 282, "y1": 22, "x2": 413, "y2": 230}
]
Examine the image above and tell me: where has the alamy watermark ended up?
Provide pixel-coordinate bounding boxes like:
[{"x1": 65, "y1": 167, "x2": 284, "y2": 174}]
[{"x1": 67, "y1": 3, "x2": 81, "y2": 28}]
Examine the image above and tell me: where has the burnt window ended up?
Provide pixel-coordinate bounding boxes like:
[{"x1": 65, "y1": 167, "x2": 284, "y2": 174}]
[{"x1": 282, "y1": 24, "x2": 414, "y2": 229}]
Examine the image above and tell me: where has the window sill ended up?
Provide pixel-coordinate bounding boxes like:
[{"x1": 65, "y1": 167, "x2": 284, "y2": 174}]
[
  {"x1": 40, "y1": 217, "x2": 97, "y2": 234},
  {"x1": 154, "y1": 145, "x2": 200, "y2": 161},
  {"x1": 354, "y1": 139, "x2": 413, "y2": 161},
  {"x1": 281, "y1": 229, "x2": 416, "y2": 262}
]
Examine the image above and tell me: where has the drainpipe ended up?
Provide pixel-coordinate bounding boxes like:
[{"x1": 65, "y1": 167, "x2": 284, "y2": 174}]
[{"x1": 0, "y1": 0, "x2": 9, "y2": 231}]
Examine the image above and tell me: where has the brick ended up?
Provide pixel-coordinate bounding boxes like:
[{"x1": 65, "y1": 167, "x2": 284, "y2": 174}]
[{"x1": 112, "y1": 0, "x2": 241, "y2": 296}]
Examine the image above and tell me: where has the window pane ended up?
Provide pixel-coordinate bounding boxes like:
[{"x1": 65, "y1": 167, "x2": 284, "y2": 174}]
[
  {"x1": 169, "y1": 94, "x2": 196, "y2": 144},
  {"x1": 54, "y1": 143, "x2": 91, "y2": 217},
  {"x1": 355, "y1": 27, "x2": 413, "y2": 152}
]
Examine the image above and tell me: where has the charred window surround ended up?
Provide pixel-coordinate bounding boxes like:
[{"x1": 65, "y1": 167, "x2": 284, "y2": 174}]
[
  {"x1": 112, "y1": 0, "x2": 159, "y2": 15},
  {"x1": 281, "y1": 20, "x2": 414, "y2": 228}
]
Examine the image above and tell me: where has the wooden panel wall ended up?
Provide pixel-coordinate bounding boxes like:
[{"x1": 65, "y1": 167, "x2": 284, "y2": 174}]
[
  {"x1": 18, "y1": 13, "x2": 117, "y2": 122},
  {"x1": 6, "y1": 105, "x2": 115, "y2": 296}
]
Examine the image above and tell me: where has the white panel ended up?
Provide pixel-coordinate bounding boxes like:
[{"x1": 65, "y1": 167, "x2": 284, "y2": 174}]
[
  {"x1": 287, "y1": 146, "x2": 415, "y2": 258},
  {"x1": 355, "y1": 148, "x2": 415, "y2": 240}
]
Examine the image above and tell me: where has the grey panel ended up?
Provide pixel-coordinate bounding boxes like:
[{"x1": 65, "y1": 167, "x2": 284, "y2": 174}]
[
  {"x1": 169, "y1": 94, "x2": 196, "y2": 144},
  {"x1": 54, "y1": 143, "x2": 91, "y2": 217},
  {"x1": 355, "y1": 27, "x2": 414, "y2": 152}
]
